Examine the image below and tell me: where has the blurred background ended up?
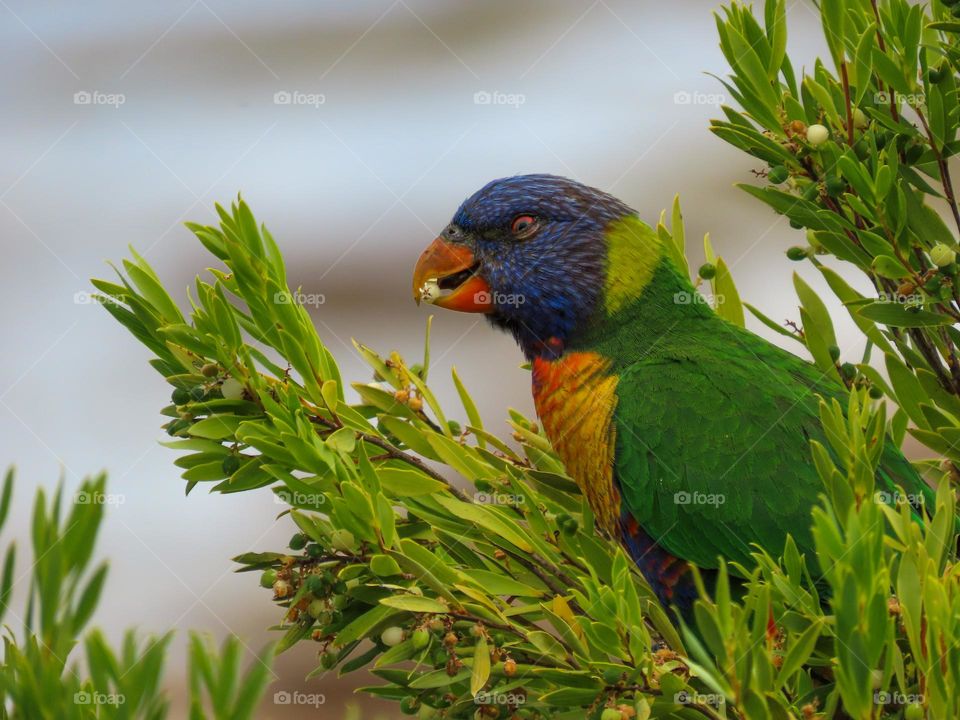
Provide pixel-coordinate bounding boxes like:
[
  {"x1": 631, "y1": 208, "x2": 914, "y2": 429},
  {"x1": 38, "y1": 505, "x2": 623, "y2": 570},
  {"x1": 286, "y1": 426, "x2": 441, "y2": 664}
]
[{"x1": 0, "y1": 0, "x2": 845, "y2": 716}]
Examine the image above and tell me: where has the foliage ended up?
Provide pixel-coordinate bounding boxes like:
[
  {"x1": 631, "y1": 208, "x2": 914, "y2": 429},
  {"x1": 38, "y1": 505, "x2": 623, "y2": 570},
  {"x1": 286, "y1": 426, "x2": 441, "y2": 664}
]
[
  {"x1": 707, "y1": 0, "x2": 960, "y2": 717},
  {"x1": 89, "y1": 1, "x2": 960, "y2": 718},
  {"x1": 0, "y1": 468, "x2": 274, "y2": 719}
]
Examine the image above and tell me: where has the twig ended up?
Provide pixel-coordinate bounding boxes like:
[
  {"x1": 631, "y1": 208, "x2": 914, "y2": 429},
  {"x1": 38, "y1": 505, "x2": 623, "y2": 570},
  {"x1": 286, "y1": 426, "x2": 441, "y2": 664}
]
[
  {"x1": 915, "y1": 107, "x2": 960, "y2": 237},
  {"x1": 870, "y1": 0, "x2": 900, "y2": 123},
  {"x1": 305, "y1": 409, "x2": 473, "y2": 502},
  {"x1": 841, "y1": 62, "x2": 854, "y2": 146}
]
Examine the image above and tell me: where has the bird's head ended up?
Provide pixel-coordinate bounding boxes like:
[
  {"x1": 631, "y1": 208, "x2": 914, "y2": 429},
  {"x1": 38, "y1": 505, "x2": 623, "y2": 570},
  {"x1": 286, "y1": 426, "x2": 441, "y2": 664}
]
[{"x1": 412, "y1": 174, "x2": 641, "y2": 359}]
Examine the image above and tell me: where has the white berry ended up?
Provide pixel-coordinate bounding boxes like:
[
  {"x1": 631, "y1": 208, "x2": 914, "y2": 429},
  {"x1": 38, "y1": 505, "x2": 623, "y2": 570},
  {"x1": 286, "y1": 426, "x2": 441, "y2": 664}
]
[
  {"x1": 380, "y1": 626, "x2": 405, "y2": 647},
  {"x1": 221, "y1": 377, "x2": 244, "y2": 400},
  {"x1": 806, "y1": 124, "x2": 830, "y2": 146}
]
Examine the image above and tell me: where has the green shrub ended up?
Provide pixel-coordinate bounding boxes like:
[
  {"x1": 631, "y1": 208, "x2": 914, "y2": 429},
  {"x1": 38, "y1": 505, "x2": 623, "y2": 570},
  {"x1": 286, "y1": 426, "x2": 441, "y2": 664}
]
[
  {"x1": 0, "y1": 468, "x2": 275, "y2": 719},
  {"x1": 87, "y1": 0, "x2": 960, "y2": 717}
]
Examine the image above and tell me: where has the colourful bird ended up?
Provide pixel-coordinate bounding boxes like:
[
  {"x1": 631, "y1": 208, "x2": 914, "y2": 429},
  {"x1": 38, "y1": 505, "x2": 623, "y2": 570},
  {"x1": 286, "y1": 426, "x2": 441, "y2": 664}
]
[{"x1": 412, "y1": 174, "x2": 935, "y2": 614}]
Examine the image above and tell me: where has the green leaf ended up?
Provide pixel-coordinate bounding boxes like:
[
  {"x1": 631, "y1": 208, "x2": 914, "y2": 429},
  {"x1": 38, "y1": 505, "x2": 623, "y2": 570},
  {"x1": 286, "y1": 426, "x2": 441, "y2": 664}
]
[
  {"x1": 188, "y1": 415, "x2": 245, "y2": 440},
  {"x1": 336, "y1": 605, "x2": 398, "y2": 646},
  {"x1": 379, "y1": 595, "x2": 448, "y2": 613},
  {"x1": 858, "y1": 303, "x2": 953, "y2": 327},
  {"x1": 452, "y1": 367, "x2": 484, "y2": 448},
  {"x1": 432, "y1": 495, "x2": 533, "y2": 552},
  {"x1": 871, "y1": 255, "x2": 911, "y2": 280},
  {"x1": 713, "y1": 257, "x2": 744, "y2": 327},
  {"x1": 776, "y1": 620, "x2": 822, "y2": 687},
  {"x1": 470, "y1": 636, "x2": 490, "y2": 696}
]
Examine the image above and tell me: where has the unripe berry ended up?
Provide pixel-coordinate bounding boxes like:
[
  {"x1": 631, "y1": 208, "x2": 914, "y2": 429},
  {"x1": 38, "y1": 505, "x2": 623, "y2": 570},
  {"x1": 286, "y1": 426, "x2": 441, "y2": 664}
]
[
  {"x1": 412, "y1": 628, "x2": 430, "y2": 649},
  {"x1": 307, "y1": 599, "x2": 325, "y2": 618},
  {"x1": 305, "y1": 575, "x2": 326, "y2": 595},
  {"x1": 698, "y1": 263, "x2": 716, "y2": 280},
  {"x1": 767, "y1": 165, "x2": 788, "y2": 184},
  {"x1": 399, "y1": 696, "x2": 419, "y2": 715},
  {"x1": 904, "y1": 703, "x2": 923, "y2": 720},
  {"x1": 930, "y1": 243, "x2": 956, "y2": 267},
  {"x1": 824, "y1": 176, "x2": 846, "y2": 197}
]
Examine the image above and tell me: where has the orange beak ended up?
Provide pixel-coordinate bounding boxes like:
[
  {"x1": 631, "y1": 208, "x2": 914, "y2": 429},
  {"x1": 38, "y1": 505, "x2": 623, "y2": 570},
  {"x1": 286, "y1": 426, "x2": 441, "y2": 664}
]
[{"x1": 412, "y1": 237, "x2": 493, "y2": 313}]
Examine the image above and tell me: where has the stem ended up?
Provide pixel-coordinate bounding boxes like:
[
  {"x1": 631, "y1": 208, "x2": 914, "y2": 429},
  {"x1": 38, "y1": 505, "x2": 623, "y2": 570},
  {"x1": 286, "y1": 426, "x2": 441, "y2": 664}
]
[
  {"x1": 841, "y1": 62, "x2": 854, "y2": 146},
  {"x1": 870, "y1": 0, "x2": 900, "y2": 123},
  {"x1": 916, "y1": 107, "x2": 960, "y2": 237},
  {"x1": 360, "y1": 434, "x2": 472, "y2": 502},
  {"x1": 510, "y1": 552, "x2": 572, "y2": 598},
  {"x1": 306, "y1": 411, "x2": 473, "y2": 502}
]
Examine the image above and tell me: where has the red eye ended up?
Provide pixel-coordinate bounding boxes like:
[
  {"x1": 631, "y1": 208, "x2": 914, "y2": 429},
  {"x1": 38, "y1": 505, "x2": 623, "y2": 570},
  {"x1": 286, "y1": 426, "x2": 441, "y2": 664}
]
[{"x1": 511, "y1": 215, "x2": 537, "y2": 236}]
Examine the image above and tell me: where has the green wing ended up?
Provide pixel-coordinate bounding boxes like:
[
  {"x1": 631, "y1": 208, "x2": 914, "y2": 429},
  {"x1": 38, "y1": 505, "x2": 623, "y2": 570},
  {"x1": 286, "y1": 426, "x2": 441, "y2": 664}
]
[{"x1": 612, "y1": 322, "x2": 934, "y2": 573}]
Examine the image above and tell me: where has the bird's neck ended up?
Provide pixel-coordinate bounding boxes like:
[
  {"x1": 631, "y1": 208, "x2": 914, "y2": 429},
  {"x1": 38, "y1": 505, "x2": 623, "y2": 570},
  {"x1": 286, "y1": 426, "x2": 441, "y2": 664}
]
[
  {"x1": 566, "y1": 256, "x2": 716, "y2": 366},
  {"x1": 534, "y1": 215, "x2": 718, "y2": 364}
]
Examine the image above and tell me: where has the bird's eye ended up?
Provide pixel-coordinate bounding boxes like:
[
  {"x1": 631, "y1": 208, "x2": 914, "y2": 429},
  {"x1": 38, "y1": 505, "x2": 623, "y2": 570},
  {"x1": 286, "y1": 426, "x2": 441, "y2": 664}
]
[{"x1": 510, "y1": 215, "x2": 538, "y2": 237}]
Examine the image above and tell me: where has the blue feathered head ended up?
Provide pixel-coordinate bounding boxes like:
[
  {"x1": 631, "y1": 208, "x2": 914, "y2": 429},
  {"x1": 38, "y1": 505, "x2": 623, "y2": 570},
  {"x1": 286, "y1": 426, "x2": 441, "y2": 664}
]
[{"x1": 412, "y1": 174, "x2": 635, "y2": 358}]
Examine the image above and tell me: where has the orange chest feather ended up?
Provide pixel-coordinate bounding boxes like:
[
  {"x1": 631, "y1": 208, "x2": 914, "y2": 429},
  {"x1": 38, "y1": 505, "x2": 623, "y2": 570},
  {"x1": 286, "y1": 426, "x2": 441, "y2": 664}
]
[{"x1": 531, "y1": 352, "x2": 620, "y2": 532}]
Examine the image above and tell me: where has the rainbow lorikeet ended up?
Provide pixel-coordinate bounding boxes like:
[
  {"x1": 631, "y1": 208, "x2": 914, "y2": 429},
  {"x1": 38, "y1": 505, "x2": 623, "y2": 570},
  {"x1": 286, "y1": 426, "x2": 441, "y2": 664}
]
[{"x1": 411, "y1": 174, "x2": 934, "y2": 614}]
